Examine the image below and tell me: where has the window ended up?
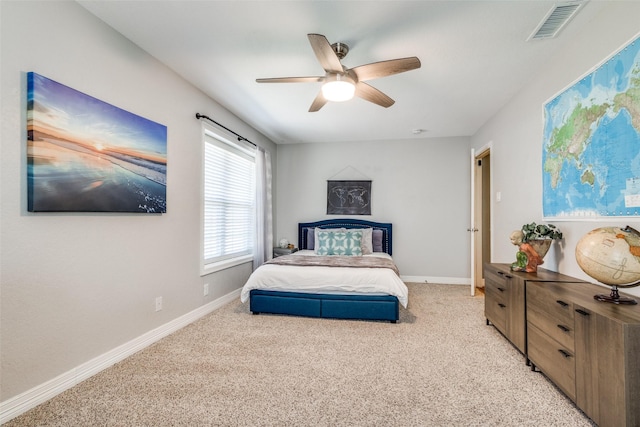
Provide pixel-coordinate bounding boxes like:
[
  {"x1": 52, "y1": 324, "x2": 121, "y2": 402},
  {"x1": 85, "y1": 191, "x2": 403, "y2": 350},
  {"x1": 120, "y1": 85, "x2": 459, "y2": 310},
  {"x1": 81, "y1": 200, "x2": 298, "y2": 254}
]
[{"x1": 202, "y1": 124, "x2": 255, "y2": 274}]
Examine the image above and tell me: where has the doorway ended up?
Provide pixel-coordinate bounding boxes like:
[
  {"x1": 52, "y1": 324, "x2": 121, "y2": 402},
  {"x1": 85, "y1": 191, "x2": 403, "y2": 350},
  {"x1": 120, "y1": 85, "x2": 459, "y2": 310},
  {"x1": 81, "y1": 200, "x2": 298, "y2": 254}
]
[{"x1": 470, "y1": 146, "x2": 491, "y2": 296}]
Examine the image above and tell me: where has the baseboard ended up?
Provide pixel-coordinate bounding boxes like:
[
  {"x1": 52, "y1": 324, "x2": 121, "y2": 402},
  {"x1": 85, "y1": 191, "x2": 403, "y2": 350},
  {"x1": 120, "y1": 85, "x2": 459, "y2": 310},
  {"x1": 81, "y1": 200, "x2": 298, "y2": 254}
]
[
  {"x1": 401, "y1": 275, "x2": 470, "y2": 285},
  {"x1": 0, "y1": 288, "x2": 242, "y2": 424}
]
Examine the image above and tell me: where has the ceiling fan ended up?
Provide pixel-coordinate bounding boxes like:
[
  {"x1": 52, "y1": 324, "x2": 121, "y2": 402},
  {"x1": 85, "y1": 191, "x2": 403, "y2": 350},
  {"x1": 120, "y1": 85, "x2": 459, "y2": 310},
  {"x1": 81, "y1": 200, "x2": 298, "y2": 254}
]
[{"x1": 256, "y1": 34, "x2": 421, "y2": 112}]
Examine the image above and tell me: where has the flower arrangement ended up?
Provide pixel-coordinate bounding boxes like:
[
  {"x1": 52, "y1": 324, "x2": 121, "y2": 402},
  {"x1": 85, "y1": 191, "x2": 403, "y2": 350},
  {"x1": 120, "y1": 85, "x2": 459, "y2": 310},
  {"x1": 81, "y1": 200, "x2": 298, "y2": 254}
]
[{"x1": 520, "y1": 222, "x2": 563, "y2": 242}]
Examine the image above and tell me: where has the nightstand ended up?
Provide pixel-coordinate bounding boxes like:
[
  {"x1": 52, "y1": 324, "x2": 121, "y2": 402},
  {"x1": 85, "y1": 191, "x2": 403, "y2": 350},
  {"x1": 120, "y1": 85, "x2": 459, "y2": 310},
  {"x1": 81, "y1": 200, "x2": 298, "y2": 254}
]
[{"x1": 273, "y1": 247, "x2": 299, "y2": 257}]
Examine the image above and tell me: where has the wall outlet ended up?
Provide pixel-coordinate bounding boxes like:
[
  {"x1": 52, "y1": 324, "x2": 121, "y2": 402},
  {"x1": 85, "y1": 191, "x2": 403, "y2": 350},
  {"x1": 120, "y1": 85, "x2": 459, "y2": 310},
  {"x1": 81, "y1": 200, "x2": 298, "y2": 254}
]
[
  {"x1": 204, "y1": 283, "x2": 209, "y2": 296},
  {"x1": 155, "y1": 296, "x2": 163, "y2": 312}
]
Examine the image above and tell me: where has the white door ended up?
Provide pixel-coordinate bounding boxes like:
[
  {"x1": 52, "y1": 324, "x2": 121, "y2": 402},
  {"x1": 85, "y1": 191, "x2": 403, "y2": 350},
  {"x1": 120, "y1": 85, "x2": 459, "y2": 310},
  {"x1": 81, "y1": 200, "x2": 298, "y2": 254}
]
[{"x1": 469, "y1": 149, "x2": 477, "y2": 296}]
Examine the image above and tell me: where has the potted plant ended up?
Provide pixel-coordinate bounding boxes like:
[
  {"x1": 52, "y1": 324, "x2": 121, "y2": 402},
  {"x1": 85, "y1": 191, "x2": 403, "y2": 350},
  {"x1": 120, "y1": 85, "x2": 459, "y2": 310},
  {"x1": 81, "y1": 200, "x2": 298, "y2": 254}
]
[
  {"x1": 511, "y1": 222, "x2": 563, "y2": 272},
  {"x1": 521, "y1": 222, "x2": 563, "y2": 243},
  {"x1": 522, "y1": 222, "x2": 563, "y2": 259}
]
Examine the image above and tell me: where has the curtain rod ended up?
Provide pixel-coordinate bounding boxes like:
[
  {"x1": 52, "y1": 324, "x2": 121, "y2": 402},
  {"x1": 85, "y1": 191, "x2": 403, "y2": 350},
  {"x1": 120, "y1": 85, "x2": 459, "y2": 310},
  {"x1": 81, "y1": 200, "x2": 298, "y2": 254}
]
[{"x1": 195, "y1": 113, "x2": 257, "y2": 148}]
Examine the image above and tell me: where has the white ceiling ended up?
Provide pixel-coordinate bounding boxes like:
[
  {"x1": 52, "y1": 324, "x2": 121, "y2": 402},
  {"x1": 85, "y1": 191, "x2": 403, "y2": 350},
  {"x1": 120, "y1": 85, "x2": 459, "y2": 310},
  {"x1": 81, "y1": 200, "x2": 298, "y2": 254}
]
[{"x1": 78, "y1": 1, "x2": 604, "y2": 144}]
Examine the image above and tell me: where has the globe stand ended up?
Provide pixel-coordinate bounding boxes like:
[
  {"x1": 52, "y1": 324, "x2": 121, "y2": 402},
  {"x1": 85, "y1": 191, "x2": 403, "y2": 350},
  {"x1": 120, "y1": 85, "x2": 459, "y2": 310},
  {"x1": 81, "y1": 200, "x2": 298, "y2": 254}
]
[{"x1": 594, "y1": 285, "x2": 637, "y2": 305}]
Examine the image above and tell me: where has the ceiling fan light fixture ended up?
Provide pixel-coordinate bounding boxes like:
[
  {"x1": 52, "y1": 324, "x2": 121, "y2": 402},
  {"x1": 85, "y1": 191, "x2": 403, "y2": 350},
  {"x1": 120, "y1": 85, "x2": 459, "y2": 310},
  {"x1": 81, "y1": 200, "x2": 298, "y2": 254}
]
[
  {"x1": 257, "y1": 33, "x2": 420, "y2": 111},
  {"x1": 322, "y1": 74, "x2": 355, "y2": 102}
]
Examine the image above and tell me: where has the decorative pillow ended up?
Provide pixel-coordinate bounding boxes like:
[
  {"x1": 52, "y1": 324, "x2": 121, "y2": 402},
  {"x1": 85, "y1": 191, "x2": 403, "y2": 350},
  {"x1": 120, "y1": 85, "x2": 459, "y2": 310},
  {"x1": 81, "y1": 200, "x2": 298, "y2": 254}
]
[
  {"x1": 316, "y1": 230, "x2": 363, "y2": 256},
  {"x1": 314, "y1": 227, "x2": 346, "y2": 253},
  {"x1": 372, "y1": 229, "x2": 384, "y2": 252},
  {"x1": 306, "y1": 228, "x2": 315, "y2": 250},
  {"x1": 360, "y1": 228, "x2": 373, "y2": 255}
]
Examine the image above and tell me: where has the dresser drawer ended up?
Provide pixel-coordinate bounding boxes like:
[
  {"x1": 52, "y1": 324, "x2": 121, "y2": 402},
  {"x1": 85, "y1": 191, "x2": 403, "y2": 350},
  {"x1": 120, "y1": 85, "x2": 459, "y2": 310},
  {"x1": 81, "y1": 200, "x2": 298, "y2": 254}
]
[
  {"x1": 485, "y1": 280, "x2": 507, "y2": 304},
  {"x1": 528, "y1": 323, "x2": 576, "y2": 401},
  {"x1": 527, "y1": 282, "x2": 575, "y2": 351},
  {"x1": 485, "y1": 267, "x2": 510, "y2": 293},
  {"x1": 485, "y1": 275, "x2": 509, "y2": 311},
  {"x1": 484, "y1": 265, "x2": 508, "y2": 333},
  {"x1": 484, "y1": 264, "x2": 527, "y2": 353},
  {"x1": 485, "y1": 292, "x2": 507, "y2": 334}
]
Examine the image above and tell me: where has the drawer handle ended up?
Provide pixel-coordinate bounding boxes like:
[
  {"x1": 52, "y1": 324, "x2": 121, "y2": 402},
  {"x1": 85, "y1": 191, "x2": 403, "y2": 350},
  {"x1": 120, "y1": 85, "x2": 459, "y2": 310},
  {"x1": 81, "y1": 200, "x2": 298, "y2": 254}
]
[
  {"x1": 575, "y1": 309, "x2": 590, "y2": 316},
  {"x1": 557, "y1": 324, "x2": 570, "y2": 333},
  {"x1": 558, "y1": 349, "x2": 572, "y2": 358},
  {"x1": 497, "y1": 271, "x2": 504, "y2": 276},
  {"x1": 497, "y1": 287, "x2": 505, "y2": 292},
  {"x1": 504, "y1": 274, "x2": 513, "y2": 279},
  {"x1": 498, "y1": 303, "x2": 506, "y2": 308},
  {"x1": 556, "y1": 300, "x2": 569, "y2": 307}
]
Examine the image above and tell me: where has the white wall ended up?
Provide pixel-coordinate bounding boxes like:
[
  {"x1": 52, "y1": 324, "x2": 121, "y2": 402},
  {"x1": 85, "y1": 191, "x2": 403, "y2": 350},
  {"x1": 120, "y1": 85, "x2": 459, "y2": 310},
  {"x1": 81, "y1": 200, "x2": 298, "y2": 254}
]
[
  {"x1": 471, "y1": 1, "x2": 640, "y2": 297},
  {"x1": 0, "y1": 0, "x2": 276, "y2": 403},
  {"x1": 276, "y1": 137, "x2": 471, "y2": 281},
  {"x1": 8, "y1": 0, "x2": 638, "y2": 417}
]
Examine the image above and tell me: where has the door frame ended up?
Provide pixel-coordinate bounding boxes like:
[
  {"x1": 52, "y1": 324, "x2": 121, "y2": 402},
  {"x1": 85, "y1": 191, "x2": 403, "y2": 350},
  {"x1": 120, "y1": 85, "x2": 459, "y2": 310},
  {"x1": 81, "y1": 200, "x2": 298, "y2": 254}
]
[{"x1": 469, "y1": 143, "x2": 492, "y2": 296}]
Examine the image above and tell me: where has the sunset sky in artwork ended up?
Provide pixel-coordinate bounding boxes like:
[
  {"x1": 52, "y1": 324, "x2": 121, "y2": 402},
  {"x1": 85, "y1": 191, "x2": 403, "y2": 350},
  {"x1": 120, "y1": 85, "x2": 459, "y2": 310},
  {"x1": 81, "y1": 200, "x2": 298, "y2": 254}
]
[{"x1": 27, "y1": 72, "x2": 167, "y2": 164}]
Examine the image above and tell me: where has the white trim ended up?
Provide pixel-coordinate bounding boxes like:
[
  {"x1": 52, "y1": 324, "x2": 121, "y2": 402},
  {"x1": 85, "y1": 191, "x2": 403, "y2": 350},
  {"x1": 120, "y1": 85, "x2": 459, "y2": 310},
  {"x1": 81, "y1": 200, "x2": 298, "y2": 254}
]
[
  {"x1": 470, "y1": 147, "x2": 476, "y2": 296},
  {"x1": 475, "y1": 140, "x2": 494, "y2": 262},
  {"x1": 200, "y1": 122, "x2": 256, "y2": 275},
  {"x1": 401, "y1": 275, "x2": 470, "y2": 285},
  {"x1": 469, "y1": 142, "x2": 494, "y2": 297},
  {"x1": 201, "y1": 255, "x2": 253, "y2": 276},
  {"x1": 202, "y1": 121, "x2": 255, "y2": 157},
  {"x1": 0, "y1": 288, "x2": 241, "y2": 424}
]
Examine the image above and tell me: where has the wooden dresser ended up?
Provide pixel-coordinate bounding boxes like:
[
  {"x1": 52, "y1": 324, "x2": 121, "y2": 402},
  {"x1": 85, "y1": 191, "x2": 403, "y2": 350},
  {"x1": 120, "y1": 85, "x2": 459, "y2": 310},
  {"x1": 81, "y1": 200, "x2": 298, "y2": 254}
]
[
  {"x1": 527, "y1": 280, "x2": 640, "y2": 427},
  {"x1": 485, "y1": 263, "x2": 640, "y2": 427},
  {"x1": 484, "y1": 263, "x2": 584, "y2": 355}
]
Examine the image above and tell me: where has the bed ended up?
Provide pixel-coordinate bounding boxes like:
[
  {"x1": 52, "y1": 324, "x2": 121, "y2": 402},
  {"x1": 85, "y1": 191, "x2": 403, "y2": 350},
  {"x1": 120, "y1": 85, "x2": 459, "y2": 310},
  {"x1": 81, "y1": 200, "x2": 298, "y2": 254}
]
[{"x1": 240, "y1": 219, "x2": 407, "y2": 322}]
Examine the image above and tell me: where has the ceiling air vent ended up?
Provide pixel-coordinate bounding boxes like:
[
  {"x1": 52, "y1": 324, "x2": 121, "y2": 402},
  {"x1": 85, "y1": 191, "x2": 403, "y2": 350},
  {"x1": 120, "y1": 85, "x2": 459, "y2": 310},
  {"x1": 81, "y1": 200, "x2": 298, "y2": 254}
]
[{"x1": 528, "y1": 1, "x2": 586, "y2": 41}]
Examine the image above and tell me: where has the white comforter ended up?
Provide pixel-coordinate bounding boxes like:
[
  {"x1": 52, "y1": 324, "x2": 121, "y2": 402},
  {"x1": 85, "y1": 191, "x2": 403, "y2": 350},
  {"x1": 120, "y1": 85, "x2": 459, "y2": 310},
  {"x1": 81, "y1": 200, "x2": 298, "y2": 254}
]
[{"x1": 240, "y1": 250, "x2": 408, "y2": 308}]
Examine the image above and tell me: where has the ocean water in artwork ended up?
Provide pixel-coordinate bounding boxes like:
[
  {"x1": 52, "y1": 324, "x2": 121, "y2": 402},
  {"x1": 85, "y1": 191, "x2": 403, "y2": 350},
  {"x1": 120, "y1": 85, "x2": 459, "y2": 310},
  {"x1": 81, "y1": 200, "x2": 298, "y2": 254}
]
[
  {"x1": 27, "y1": 72, "x2": 167, "y2": 213},
  {"x1": 28, "y1": 137, "x2": 166, "y2": 212}
]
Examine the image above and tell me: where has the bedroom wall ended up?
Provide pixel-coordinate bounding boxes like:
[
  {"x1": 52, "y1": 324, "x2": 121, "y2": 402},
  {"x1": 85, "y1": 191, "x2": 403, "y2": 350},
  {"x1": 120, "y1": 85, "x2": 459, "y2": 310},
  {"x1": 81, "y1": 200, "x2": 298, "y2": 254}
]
[
  {"x1": 0, "y1": 0, "x2": 276, "y2": 404},
  {"x1": 276, "y1": 137, "x2": 471, "y2": 281},
  {"x1": 471, "y1": 1, "x2": 640, "y2": 298}
]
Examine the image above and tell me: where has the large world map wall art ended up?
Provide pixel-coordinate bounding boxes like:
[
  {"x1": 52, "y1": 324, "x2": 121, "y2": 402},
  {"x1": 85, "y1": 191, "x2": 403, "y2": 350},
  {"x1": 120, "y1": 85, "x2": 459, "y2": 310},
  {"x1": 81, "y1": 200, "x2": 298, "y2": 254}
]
[
  {"x1": 543, "y1": 34, "x2": 640, "y2": 219},
  {"x1": 27, "y1": 72, "x2": 167, "y2": 213},
  {"x1": 326, "y1": 180, "x2": 371, "y2": 215}
]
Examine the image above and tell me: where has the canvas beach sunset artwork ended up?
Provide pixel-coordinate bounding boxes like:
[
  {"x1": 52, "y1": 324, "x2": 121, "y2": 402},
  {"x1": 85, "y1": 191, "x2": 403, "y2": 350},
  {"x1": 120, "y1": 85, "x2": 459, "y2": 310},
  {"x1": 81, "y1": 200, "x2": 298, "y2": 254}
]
[{"x1": 27, "y1": 72, "x2": 167, "y2": 213}]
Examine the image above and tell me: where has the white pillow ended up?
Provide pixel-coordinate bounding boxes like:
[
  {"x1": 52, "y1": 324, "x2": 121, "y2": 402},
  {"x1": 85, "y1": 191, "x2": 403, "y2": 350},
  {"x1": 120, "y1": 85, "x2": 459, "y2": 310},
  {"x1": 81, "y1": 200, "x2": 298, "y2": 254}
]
[{"x1": 360, "y1": 228, "x2": 373, "y2": 255}]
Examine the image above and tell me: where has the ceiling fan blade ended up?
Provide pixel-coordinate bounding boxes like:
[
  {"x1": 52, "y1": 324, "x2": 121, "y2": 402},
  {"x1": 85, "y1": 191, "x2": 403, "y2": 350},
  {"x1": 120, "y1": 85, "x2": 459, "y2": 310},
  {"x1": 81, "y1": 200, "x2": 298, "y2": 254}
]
[
  {"x1": 307, "y1": 33, "x2": 343, "y2": 74},
  {"x1": 351, "y1": 57, "x2": 421, "y2": 82},
  {"x1": 256, "y1": 76, "x2": 324, "y2": 83},
  {"x1": 355, "y1": 82, "x2": 395, "y2": 108},
  {"x1": 309, "y1": 91, "x2": 327, "y2": 112}
]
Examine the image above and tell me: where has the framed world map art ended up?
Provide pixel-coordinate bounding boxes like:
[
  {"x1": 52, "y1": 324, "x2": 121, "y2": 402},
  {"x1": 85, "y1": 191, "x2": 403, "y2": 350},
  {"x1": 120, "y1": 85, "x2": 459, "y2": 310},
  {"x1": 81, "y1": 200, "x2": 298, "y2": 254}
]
[
  {"x1": 542, "y1": 34, "x2": 640, "y2": 219},
  {"x1": 327, "y1": 180, "x2": 371, "y2": 215}
]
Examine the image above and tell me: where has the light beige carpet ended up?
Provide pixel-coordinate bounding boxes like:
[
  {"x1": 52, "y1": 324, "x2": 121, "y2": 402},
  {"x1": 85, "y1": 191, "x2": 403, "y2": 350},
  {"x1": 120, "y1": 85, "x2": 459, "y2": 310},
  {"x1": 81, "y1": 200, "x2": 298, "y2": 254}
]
[{"x1": 6, "y1": 283, "x2": 594, "y2": 426}]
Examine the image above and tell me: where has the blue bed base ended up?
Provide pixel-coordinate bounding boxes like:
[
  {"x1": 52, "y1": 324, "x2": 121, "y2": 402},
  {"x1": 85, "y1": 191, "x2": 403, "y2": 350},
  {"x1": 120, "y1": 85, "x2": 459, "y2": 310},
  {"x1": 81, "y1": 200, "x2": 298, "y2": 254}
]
[
  {"x1": 250, "y1": 290, "x2": 399, "y2": 322},
  {"x1": 249, "y1": 219, "x2": 399, "y2": 323}
]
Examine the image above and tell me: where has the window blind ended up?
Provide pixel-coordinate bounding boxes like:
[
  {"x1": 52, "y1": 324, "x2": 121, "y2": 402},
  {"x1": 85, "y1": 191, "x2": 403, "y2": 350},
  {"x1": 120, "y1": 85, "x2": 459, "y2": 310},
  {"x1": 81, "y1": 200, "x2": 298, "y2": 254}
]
[{"x1": 203, "y1": 132, "x2": 255, "y2": 265}]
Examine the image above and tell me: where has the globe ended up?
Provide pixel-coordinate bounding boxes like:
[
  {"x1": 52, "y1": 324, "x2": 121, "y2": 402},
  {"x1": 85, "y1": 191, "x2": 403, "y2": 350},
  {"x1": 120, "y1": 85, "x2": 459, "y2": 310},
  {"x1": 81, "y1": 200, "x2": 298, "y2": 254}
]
[{"x1": 575, "y1": 226, "x2": 640, "y2": 304}]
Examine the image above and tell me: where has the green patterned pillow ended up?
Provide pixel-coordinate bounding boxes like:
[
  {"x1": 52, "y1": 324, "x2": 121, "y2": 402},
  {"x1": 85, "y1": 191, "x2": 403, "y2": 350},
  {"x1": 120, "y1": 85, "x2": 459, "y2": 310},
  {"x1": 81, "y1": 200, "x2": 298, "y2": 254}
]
[{"x1": 316, "y1": 230, "x2": 363, "y2": 256}]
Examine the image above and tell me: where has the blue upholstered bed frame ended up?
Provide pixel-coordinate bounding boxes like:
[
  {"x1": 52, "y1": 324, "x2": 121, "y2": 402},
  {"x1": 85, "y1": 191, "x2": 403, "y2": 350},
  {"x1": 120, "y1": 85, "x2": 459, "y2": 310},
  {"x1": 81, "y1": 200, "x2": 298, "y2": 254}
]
[{"x1": 249, "y1": 219, "x2": 399, "y2": 323}]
